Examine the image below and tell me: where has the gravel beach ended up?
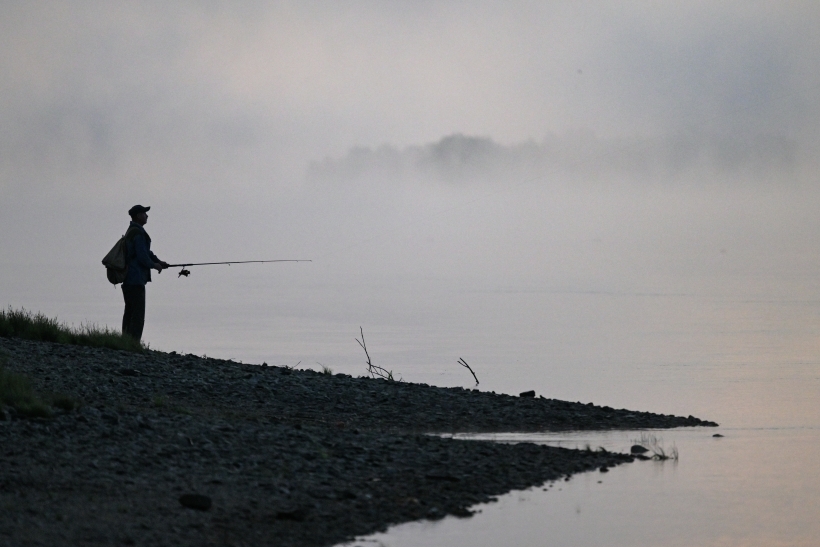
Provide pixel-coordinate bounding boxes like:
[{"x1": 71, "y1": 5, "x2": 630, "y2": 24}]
[{"x1": 0, "y1": 337, "x2": 716, "y2": 546}]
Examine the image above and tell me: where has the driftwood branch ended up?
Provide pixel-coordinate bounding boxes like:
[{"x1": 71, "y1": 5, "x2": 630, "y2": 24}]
[
  {"x1": 356, "y1": 327, "x2": 394, "y2": 381},
  {"x1": 355, "y1": 327, "x2": 372, "y2": 372},
  {"x1": 458, "y1": 358, "x2": 479, "y2": 386}
]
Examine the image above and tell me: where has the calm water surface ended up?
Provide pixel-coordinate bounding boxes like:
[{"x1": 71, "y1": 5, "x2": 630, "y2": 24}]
[{"x1": 337, "y1": 427, "x2": 820, "y2": 547}]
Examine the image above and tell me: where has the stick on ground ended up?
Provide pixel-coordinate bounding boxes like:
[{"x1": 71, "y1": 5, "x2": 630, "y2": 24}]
[
  {"x1": 458, "y1": 358, "x2": 479, "y2": 386},
  {"x1": 356, "y1": 327, "x2": 394, "y2": 381}
]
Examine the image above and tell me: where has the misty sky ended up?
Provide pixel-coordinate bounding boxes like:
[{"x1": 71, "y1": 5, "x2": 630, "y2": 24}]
[{"x1": 2, "y1": 1, "x2": 818, "y2": 202}]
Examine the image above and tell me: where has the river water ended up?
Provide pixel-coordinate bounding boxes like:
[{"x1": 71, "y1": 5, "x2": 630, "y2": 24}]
[
  {"x1": 2, "y1": 182, "x2": 820, "y2": 545},
  {"x1": 339, "y1": 428, "x2": 820, "y2": 547}
]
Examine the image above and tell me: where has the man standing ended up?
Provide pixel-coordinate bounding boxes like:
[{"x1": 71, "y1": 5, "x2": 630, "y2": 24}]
[{"x1": 122, "y1": 205, "x2": 168, "y2": 342}]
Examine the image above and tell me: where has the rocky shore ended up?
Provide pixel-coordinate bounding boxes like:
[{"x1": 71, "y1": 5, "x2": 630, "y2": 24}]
[{"x1": 0, "y1": 337, "x2": 716, "y2": 547}]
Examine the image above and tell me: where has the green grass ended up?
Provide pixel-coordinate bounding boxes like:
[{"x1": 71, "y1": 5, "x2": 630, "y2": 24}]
[
  {"x1": 50, "y1": 393, "x2": 80, "y2": 412},
  {"x1": 0, "y1": 359, "x2": 51, "y2": 418},
  {"x1": 0, "y1": 352, "x2": 80, "y2": 418},
  {"x1": 0, "y1": 307, "x2": 145, "y2": 352},
  {"x1": 171, "y1": 405, "x2": 192, "y2": 415}
]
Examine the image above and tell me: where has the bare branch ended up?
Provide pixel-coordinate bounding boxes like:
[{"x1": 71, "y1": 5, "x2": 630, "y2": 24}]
[
  {"x1": 355, "y1": 326, "x2": 372, "y2": 375},
  {"x1": 458, "y1": 358, "x2": 479, "y2": 386},
  {"x1": 356, "y1": 327, "x2": 395, "y2": 381}
]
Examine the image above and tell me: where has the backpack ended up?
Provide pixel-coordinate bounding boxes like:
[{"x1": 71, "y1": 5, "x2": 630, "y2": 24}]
[{"x1": 102, "y1": 227, "x2": 139, "y2": 285}]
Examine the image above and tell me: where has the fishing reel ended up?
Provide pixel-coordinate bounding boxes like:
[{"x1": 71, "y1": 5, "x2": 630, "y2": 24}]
[{"x1": 178, "y1": 268, "x2": 191, "y2": 278}]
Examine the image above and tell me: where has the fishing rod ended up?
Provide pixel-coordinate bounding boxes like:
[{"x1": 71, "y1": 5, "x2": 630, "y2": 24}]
[{"x1": 164, "y1": 260, "x2": 311, "y2": 278}]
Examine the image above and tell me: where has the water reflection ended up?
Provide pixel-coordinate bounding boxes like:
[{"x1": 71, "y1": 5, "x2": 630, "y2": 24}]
[{"x1": 339, "y1": 428, "x2": 820, "y2": 547}]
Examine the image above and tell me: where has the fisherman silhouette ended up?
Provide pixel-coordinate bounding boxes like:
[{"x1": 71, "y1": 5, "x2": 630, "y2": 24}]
[{"x1": 121, "y1": 205, "x2": 169, "y2": 342}]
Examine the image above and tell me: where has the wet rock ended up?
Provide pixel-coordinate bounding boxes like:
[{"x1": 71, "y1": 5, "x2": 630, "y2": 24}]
[
  {"x1": 425, "y1": 474, "x2": 460, "y2": 482},
  {"x1": 426, "y1": 507, "x2": 443, "y2": 519},
  {"x1": 81, "y1": 407, "x2": 102, "y2": 419},
  {"x1": 276, "y1": 507, "x2": 309, "y2": 521},
  {"x1": 179, "y1": 494, "x2": 211, "y2": 511},
  {"x1": 713, "y1": 433, "x2": 724, "y2": 438}
]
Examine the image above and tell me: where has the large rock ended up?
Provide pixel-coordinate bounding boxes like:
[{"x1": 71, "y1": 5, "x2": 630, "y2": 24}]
[{"x1": 179, "y1": 494, "x2": 212, "y2": 511}]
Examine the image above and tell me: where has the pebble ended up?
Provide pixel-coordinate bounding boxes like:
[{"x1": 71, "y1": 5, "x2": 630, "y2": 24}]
[
  {"x1": 179, "y1": 494, "x2": 212, "y2": 511},
  {"x1": 276, "y1": 507, "x2": 310, "y2": 522}
]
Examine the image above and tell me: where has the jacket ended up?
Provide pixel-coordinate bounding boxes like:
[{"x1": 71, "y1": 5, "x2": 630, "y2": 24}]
[{"x1": 123, "y1": 222, "x2": 160, "y2": 286}]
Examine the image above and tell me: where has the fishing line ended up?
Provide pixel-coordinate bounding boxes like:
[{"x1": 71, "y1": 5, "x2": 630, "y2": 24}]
[{"x1": 165, "y1": 260, "x2": 311, "y2": 278}]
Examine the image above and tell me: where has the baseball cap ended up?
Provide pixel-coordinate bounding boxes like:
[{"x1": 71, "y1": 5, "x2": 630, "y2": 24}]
[{"x1": 128, "y1": 205, "x2": 151, "y2": 216}]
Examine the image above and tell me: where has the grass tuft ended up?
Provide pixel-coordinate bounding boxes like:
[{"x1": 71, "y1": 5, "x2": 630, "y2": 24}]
[
  {"x1": 1, "y1": 351, "x2": 81, "y2": 418},
  {"x1": 50, "y1": 393, "x2": 80, "y2": 412},
  {"x1": 0, "y1": 307, "x2": 145, "y2": 352},
  {"x1": 633, "y1": 432, "x2": 679, "y2": 461},
  {"x1": 0, "y1": 359, "x2": 52, "y2": 418}
]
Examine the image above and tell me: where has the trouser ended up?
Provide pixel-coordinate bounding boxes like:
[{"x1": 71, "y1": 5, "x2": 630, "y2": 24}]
[{"x1": 121, "y1": 284, "x2": 146, "y2": 341}]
